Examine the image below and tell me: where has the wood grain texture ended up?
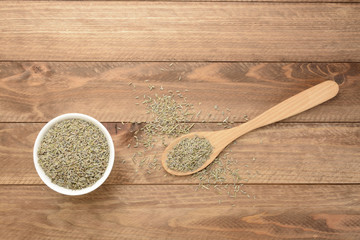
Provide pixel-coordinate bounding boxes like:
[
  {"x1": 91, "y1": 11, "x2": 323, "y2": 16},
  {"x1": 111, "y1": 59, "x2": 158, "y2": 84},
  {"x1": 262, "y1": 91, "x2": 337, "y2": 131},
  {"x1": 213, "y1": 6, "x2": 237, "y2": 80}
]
[
  {"x1": 1, "y1": 0, "x2": 359, "y2": 238},
  {"x1": 1, "y1": 2, "x2": 360, "y2": 61},
  {"x1": 1, "y1": 62, "x2": 359, "y2": 122},
  {"x1": 1, "y1": 185, "x2": 360, "y2": 239},
  {"x1": 1, "y1": 122, "x2": 359, "y2": 184},
  {"x1": 12, "y1": 0, "x2": 360, "y2": 2}
]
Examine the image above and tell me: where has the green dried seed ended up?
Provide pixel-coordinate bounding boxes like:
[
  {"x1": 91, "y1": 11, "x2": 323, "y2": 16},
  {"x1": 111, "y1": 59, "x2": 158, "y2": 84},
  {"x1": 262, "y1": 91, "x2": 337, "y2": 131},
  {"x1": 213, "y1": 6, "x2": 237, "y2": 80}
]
[
  {"x1": 166, "y1": 136, "x2": 213, "y2": 172},
  {"x1": 142, "y1": 94, "x2": 194, "y2": 138},
  {"x1": 37, "y1": 119, "x2": 109, "y2": 190}
]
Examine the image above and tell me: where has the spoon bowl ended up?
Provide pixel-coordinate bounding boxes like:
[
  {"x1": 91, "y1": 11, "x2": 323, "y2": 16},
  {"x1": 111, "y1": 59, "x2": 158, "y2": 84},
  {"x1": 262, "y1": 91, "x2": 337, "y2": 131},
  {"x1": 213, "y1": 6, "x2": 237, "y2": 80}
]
[
  {"x1": 161, "y1": 81, "x2": 339, "y2": 176},
  {"x1": 161, "y1": 131, "x2": 228, "y2": 176}
]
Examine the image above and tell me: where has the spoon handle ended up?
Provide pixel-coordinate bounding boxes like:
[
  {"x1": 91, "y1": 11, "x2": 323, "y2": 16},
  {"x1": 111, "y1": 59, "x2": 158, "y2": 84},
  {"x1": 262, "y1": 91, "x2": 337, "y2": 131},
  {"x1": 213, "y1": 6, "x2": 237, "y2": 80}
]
[{"x1": 231, "y1": 81, "x2": 339, "y2": 137}]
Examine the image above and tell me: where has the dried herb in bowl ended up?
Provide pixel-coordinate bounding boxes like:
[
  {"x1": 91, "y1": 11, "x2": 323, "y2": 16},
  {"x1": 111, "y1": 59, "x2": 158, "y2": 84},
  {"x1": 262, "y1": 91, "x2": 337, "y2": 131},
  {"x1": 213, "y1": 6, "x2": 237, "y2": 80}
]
[{"x1": 37, "y1": 119, "x2": 110, "y2": 190}]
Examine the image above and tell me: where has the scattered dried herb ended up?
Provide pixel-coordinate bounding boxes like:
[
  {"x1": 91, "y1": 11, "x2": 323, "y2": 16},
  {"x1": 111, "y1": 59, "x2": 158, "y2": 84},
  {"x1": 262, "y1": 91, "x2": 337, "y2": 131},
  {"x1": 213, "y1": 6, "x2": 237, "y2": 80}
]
[
  {"x1": 142, "y1": 94, "x2": 194, "y2": 138},
  {"x1": 125, "y1": 83, "x2": 257, "y2": 203}
]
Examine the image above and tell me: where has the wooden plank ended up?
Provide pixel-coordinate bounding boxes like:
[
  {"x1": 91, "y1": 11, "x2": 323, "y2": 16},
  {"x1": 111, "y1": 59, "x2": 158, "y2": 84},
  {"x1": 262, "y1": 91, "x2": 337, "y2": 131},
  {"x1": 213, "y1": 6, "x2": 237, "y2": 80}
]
[
  {"x1": 1, "y1": 62, "x2": 359, "y2": 122},
  {"x1": 1, "y1": 122, "x2": 359, "y2": 184},
  {"x1": 0, "y1": 2, "x2": 359, "y2": 61},
  {"x1": 12, "y1": 0, "x2": 360, "y2": 2},
  {"x1": 1, "y1": 185, "x2": 360, "y2": 239}
]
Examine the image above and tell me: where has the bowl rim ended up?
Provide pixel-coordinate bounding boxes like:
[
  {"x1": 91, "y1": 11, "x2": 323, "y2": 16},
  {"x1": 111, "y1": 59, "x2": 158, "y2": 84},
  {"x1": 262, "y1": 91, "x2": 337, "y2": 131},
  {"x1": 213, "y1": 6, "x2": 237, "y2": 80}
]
[{"x1": 33, "y1": 113, "x2": 115, "y2": 196}]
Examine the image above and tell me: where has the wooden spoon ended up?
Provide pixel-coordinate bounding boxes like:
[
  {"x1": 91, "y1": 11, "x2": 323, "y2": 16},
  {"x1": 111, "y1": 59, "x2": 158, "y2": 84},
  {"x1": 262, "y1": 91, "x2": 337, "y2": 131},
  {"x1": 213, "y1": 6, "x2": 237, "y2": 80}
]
[{"x1": 161, "y1": 81, "x2": 339, "y2": 176}]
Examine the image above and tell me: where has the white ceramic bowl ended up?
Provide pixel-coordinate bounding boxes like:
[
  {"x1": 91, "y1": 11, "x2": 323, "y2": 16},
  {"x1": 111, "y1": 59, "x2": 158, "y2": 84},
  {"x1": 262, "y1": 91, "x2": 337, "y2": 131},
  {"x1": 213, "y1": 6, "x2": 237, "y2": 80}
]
[{"x1": 33, "y1": 113, "x2": 115, "y2": 196}]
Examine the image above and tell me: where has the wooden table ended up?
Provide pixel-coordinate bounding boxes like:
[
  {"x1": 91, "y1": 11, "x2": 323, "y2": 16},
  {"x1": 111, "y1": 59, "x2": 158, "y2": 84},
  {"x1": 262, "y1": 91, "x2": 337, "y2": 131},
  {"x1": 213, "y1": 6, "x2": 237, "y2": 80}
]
[{"x1": 1, "y1": 1, "x2": 359, "y2": 239}]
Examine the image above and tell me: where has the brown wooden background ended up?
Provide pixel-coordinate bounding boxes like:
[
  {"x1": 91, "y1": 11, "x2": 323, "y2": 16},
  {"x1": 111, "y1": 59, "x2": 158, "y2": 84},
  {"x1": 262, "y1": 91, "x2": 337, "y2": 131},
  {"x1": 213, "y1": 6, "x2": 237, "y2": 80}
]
[{"x1": 1, "y1": 1, "x2": 360, "y2": 239}]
